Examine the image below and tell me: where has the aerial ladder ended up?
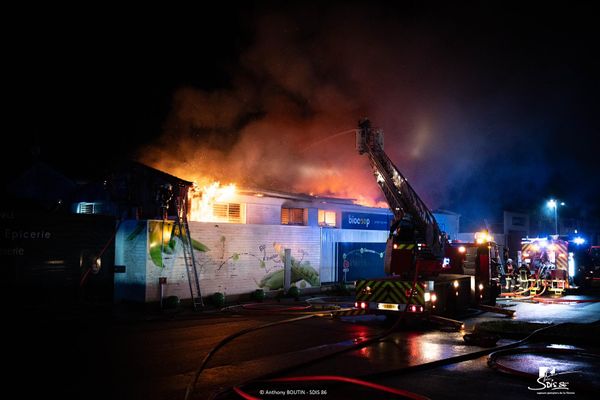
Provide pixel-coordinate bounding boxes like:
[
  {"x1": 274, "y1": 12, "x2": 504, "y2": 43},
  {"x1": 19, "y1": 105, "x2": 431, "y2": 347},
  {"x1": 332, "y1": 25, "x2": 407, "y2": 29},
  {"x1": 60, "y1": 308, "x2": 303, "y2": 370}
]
[
  {"x1": 357, "y1": 118, "x2": 445, "y2": 278},
  {"x1": 353, "y1": 119, "x2": 503, "y2": 320}
]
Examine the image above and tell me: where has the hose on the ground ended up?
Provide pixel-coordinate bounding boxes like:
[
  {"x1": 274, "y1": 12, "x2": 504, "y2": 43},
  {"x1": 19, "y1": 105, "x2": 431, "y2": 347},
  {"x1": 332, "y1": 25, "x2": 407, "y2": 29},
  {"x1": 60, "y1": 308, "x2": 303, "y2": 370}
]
[
  {"x1": 183, "y1": 313, "x2": 324, "y2": 400},
  {"x1": 488, "y1": 346, "x2": 600, "y2": 378},
  {"x1": 219, "y1": 300, "x2": 313, "y2": 313},
  {"x1": 207, "y1": 263, "x2": 449, "y2": 400},
  {"x1": 233, "y1": 375, "x2": 431, "y2": 400},
  {"x1": 240, "y1": 303, "x2": 313, "y2": 312},
  {"x1": 199, "y1": 261, "x2": 423, "y2": 400},
  {"x1": 215, "y1": 322, "x2": 573, "y2": 400},
  {"x1": 356, "y1": 322, "x2": 568, "y2": 382},
  {"x1": 487, "y1": 345, "x2": 600, "y2": 394},
  {"x1": 532, "y1": 297, "x2": 600, "y2": 304}
]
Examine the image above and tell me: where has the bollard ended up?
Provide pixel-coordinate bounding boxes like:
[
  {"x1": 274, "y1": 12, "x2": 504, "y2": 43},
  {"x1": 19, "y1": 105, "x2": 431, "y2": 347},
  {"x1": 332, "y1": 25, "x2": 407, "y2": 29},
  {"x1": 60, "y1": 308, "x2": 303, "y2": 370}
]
[
  {"x1": 159, "y1": 277, "x2": 167, "y2": 310},
  {"x1": 284, "y1": 248, "x2": 291, "y2": 291}
]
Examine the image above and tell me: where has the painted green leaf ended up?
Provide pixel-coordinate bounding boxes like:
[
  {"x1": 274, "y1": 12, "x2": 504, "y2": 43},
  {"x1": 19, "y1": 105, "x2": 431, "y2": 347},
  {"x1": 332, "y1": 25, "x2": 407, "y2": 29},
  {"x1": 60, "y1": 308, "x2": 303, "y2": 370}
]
[
  {"x1": 150, "y1": 245, "x2": 163, "y2": 268},
  {"x1": 127, "y1": 222, "x2": 146, "y2": 241},
  {"x1": 259, "y1": 260, "x2": 266, "y2": 268},
  {"x1": 258, "y1": 269, "x2": 284, "y2": 290},
  {"x1": 291, "y1": 265, "x2": 320, "y2": 286},
  {"x1": 191, "y1": 239, "x2": 209, "y2": 252},
  {"x1": 168, "y1": 236, "x2": 177, "y2": 251},
  {"x1": 232, "y1": 253, "x2": 240, "y2": 261}
]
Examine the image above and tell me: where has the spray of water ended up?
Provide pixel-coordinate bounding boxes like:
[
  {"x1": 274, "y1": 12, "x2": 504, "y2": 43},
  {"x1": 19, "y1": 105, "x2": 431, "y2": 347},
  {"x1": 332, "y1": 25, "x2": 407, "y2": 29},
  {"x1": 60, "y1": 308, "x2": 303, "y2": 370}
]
[{"x1": 300, "y1": 129, "x2": 358, "y2": 153}]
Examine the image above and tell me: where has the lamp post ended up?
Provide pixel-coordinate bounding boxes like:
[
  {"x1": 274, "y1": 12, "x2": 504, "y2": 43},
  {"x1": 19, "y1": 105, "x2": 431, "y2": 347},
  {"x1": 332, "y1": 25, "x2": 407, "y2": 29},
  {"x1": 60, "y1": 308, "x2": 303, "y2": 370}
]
[{"x1": 546, "y1": 199, "x2": 565, "y2": 235}]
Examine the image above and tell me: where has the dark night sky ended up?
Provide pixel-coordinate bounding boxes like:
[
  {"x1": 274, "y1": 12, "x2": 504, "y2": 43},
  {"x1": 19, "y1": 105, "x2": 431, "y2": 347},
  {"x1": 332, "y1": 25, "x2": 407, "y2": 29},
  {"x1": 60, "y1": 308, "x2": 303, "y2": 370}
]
[{"x1": 5, "y1": 1, "x2": 600, "y2": 226}]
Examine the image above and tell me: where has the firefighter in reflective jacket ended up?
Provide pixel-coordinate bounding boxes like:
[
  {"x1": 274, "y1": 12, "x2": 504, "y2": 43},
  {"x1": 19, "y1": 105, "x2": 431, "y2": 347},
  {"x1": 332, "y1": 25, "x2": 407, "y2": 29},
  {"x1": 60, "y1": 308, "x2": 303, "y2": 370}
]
[
  {"x1": 517, "y1": 263, "x2": 531, "y2": 290},
  {"x1": 505, "y1": 258, "x2": 516, "y2": 290}
]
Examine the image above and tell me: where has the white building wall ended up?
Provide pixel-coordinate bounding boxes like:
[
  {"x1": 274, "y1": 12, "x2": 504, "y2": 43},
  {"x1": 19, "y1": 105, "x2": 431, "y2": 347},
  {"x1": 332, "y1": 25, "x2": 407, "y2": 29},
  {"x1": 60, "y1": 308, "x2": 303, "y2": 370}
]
[
  {"x1": 115, "y1": 197, "x2": 456, "y2": 301},
  {"x1": 144, "y1": 221, "x2": 321, "y2": 302},
  {"x1": 246, "y1": 203, "x2": 281, "y2": 225}
]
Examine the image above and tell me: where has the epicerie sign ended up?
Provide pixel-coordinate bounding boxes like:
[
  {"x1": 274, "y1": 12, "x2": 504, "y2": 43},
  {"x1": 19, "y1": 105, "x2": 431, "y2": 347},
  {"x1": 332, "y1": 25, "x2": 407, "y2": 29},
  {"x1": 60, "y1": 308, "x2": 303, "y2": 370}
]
[{"x1": 4, "y1": 228, "x2": 52, "y2": 240}]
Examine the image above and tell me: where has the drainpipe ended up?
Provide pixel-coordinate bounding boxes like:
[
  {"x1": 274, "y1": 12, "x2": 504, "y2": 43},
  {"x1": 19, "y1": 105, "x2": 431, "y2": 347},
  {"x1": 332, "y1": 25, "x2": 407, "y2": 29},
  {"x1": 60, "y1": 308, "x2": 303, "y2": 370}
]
[{"x1": 159, "y1": 277, "x2": 167, "y2": 310}]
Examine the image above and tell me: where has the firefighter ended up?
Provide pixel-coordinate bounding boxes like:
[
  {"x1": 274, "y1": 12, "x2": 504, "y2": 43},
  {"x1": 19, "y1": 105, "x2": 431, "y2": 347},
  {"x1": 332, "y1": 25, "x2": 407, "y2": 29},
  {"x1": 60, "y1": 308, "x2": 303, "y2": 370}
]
[
  {"x1": 517, "y1": 263, "x2": 531, "y2": 290},
  {"x1": 505, "y1": 258, "x2": 516, "y2": 291}
]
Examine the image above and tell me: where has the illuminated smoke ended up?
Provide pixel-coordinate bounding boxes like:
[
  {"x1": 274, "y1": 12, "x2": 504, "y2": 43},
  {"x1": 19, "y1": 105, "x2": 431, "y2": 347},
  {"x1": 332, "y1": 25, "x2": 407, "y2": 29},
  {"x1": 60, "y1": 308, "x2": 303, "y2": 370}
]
[
  {"x1": 138, "y1": 8, "x2": 440, "y2": 208},
  {"x1": 138, "y1": 3, "x2": 596, "y2": 221}
]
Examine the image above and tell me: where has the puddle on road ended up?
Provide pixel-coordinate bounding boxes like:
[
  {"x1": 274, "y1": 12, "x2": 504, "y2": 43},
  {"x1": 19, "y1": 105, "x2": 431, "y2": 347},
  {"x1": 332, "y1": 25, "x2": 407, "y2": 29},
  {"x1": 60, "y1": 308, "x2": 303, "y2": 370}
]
[{"x1": 492, "y1": 349, "x2": 600, "y2": 391}]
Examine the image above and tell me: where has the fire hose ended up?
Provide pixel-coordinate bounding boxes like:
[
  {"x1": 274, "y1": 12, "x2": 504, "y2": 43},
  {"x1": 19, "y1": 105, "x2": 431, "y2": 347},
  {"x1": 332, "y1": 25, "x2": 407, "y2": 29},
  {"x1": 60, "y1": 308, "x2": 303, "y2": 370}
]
[
  {"x1": 193, "y1": 264, "x2": 592, "y2": 400},
  {"x1": 216, "y1": 322, "x2": 573, "y2": 400},
  {"x1": 532, "y1": 297, "x2": 600, "y2": 304},
  {"x1": 240, "y1": 303, "x2": 313, "y2": 312},
  {"x1": 183, "y1": 313, "x2": 323, "y2": 400},
  {"x1": 488, "y1": 347, "x2": 600, "y2": 378},
  {"x1": 233, "y1": 375, "x2": 430, "y2": 400},
  {"x1": 186, "y1": 307, "x2": 425, "y2": 400},
  {"x1": 487, "y1": 346, "x2": 600, "y2": 394},
  {"x1": 187, "y1": 262, "x2": 425, "y2": 400}
]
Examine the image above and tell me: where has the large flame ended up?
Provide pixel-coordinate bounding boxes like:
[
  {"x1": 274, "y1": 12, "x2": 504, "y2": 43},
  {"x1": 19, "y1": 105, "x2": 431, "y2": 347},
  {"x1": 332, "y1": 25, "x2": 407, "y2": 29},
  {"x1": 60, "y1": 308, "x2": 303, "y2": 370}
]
[{"x1": 189, "y1": 182, "x2": 237, "y2": 222}]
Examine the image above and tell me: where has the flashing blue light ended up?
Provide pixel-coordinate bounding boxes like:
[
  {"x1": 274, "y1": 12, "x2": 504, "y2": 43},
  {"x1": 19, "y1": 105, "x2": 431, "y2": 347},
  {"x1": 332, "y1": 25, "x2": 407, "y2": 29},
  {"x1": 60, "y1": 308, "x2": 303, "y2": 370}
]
[{"x1": 573, "y1": 237, "x2": 586, "y2": 245}]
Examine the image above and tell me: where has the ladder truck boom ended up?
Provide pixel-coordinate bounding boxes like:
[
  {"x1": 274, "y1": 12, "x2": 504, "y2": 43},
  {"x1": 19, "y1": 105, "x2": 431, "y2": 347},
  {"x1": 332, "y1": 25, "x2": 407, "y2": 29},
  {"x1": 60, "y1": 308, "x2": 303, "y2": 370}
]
[
  {"x1": 351, "y1": 119, "x2": 502, "y2": 320},
  {"x1": 357, "y1": 118, "x2": 446, "y2": 267}
]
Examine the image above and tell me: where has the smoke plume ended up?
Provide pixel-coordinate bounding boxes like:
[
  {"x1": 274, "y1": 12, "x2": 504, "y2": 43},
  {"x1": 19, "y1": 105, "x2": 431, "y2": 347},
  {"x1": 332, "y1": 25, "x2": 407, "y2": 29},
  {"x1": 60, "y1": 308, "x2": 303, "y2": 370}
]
[{"x1": 138, "y1": 2, "x2": 598, "y2": 223}]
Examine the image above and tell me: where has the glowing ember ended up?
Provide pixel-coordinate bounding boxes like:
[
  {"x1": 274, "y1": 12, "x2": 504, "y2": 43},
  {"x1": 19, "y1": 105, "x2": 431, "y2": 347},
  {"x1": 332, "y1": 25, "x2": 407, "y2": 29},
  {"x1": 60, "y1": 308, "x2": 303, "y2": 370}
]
[{"x1": 189, "y1": 182, "x2": 237, "y2": 222}]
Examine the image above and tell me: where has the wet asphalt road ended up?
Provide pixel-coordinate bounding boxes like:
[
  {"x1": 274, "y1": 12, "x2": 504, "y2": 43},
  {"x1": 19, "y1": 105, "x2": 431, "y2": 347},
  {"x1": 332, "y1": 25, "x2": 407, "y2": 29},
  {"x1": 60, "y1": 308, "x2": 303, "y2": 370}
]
[{"x1": 9, "y1": 295, "x2": 600, "y2": 400}]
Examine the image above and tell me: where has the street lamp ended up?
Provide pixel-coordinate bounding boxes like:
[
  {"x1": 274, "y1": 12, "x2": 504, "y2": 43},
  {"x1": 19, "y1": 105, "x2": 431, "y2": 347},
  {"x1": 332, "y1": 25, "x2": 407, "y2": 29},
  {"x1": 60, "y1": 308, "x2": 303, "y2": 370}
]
[{"x1": 546, "y1": 199, "x2": 565, "y2": 235}]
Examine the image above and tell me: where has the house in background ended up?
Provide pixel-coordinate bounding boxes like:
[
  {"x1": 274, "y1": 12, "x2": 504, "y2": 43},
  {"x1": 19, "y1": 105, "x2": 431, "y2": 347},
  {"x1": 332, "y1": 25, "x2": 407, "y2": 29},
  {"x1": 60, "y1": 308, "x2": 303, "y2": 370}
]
[
  {"x1": 72, "y1": 160, "x2": 193, "y2": 220},
  {"x1": 0, "y1": 160, "x2": 193, "y2": 305}
]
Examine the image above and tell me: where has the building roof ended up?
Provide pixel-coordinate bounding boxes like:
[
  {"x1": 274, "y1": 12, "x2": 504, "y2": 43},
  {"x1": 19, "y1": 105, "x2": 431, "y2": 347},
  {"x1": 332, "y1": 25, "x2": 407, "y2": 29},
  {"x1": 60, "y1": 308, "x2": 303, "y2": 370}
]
[
  {"x1": 238, "y1": 187, "x2": 357, "y2": 205},
  {"x1": 117, "y1": 161, "x2": 194, "y2": 187}
]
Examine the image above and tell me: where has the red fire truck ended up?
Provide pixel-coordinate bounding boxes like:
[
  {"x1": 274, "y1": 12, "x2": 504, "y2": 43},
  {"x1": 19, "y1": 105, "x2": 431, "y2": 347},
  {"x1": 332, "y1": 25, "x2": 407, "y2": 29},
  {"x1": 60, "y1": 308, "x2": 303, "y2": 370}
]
[
  {"x1": 513, "y1": 236, "x2": 572, "y2": 296},
  {"x1": 353, "y1": 119, "x2": 501, "y2": 319}
]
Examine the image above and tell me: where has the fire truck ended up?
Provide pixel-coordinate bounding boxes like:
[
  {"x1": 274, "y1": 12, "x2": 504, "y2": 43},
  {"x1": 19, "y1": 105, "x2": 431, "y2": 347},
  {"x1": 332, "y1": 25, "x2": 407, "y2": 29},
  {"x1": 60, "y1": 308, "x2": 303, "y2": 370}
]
[
  {"x1": 353, "y1": 119, "x2": 501, "y2": 319},
  {"x1": 513, "y1": 236, "x2": 573, "y2": 296}
]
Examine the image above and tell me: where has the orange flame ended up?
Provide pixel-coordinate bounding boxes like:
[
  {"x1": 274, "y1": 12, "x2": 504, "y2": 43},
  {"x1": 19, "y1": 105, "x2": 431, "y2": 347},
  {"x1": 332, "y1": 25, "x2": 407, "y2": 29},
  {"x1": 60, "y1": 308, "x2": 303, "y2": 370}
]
[{"x1": 189, "y1": 182, "x2": 237, "y2": 222}]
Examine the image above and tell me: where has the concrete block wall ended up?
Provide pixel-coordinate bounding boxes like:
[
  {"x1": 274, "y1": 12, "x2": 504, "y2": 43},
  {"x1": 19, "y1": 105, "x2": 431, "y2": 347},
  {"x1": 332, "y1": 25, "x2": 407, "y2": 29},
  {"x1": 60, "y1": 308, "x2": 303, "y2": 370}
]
[
  {"x1": 115, "y1": 219, "x2": 390, "y2": 303},
  {"x1": 145, "y1": 221, "x2": 321, "y2": 302}
]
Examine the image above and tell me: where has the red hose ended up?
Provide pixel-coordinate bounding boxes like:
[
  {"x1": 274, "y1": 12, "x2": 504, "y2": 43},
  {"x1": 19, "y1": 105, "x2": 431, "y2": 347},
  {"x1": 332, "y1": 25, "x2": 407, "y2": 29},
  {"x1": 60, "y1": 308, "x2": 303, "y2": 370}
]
[
  {"x1": 234, "y1": 375, "x2": 431, "y2": 400},
  {"x1": 232, "y1": 387, "x2": 260, "y2": 400},
  {"x1": 532, "y1": 297, "x2": 600, "y2": 304},
  {"x1": 241, "y1": 303, "x2": 312, "y2": 312}
]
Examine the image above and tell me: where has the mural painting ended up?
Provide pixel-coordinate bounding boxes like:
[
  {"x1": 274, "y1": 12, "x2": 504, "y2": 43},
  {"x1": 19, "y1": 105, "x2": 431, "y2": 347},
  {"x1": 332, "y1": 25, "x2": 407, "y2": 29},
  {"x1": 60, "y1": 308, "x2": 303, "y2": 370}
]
[{"x1": 125, "y1": 222, "x2": 320, "y2": 297}]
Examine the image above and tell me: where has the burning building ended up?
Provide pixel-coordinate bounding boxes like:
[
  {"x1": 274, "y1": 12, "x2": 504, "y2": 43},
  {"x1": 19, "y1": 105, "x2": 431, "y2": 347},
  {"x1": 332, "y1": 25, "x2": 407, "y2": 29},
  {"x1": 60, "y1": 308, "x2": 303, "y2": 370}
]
[{"x1": 113, "y1": 172, "x2": 458, "y2": 304}]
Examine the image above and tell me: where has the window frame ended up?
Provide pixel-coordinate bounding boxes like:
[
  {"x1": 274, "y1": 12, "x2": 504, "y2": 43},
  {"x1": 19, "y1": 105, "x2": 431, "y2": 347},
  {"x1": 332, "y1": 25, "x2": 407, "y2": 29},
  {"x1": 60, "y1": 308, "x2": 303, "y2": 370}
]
[{"x1": 281, "y1": 207, "x2": 307, "y2": 226}]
